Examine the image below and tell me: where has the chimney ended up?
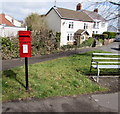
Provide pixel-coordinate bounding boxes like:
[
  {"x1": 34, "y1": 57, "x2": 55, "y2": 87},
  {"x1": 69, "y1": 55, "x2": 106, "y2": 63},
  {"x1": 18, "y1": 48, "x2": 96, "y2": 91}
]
[
  {"x1": 94, "y1": 8, "x2": 98, "y2": 13},
  {"x1": 76, "y1": 3, "x2": 82, "y2": 11}
]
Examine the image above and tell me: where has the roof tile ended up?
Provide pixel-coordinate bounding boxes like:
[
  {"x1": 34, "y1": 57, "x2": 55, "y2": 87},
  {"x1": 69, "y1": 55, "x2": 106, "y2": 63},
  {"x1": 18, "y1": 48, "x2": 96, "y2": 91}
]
[
  {"x1": 55, "y1": 7, "x2": 94, "y2": 22},
  {"x1": 0, "y1": 13, "x2": 15, "y2": 26}
]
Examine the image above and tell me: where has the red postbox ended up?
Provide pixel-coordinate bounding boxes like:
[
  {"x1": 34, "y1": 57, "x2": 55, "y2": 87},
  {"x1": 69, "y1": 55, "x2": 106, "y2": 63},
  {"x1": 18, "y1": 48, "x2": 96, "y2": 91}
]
[{"x1": 18, "y1": 31, "x2": 32, "y2": 57}]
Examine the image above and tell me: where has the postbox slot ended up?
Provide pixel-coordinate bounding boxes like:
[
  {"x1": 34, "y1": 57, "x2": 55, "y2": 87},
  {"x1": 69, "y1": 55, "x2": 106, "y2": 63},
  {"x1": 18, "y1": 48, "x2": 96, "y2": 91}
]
[
  {"x1": 19, "y1": 36, "x2": 30, "y2": 37},
  {"x1": 20, "y1": 41, "x2": 31, "y2": 43}
]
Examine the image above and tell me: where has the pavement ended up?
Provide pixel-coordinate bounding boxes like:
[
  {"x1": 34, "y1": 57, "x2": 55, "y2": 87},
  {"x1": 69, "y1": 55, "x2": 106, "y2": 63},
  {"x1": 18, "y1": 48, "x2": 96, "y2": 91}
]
[
  {"x1": 92, "y1": 92, "x2": 119, "y2": 112},
  {"x1": 2, "y1": 42, "x2": 120, "y2": 113},
  {"x1": 2, "y1": 93, "x2": 119, "y2": 113}
]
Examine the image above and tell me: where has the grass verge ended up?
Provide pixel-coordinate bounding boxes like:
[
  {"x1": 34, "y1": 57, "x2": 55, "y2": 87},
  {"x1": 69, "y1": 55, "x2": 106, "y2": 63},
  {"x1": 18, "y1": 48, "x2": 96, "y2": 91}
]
[{"x1": 2, "y1": 50, "x2": 109, "y2": 102}]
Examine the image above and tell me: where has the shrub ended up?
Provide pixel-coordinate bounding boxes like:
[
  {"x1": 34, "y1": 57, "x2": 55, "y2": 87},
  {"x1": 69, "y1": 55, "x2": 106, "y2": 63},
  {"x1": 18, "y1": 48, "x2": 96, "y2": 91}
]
[
  {"x1": 103, "y1": 32, "x2": 116, "y2": 39},
  {"x1": 102, "y1": 34, "x2": 108, "y2": 39},
  {"x1": 0, "y1": 37, "x2": 19, "y2": 59},
  {"x1": 93, "y1": 34, "x2": 108, "y2": 40},
  {"x1": 32, "y1": 30, "x2": 61, "y2": 56},
  {"x1": 99, "y1": 39, "x2": 104, "y2": 44},
  {"x1": 80, "y1": 37, "x2": 95, "y2": 47}
]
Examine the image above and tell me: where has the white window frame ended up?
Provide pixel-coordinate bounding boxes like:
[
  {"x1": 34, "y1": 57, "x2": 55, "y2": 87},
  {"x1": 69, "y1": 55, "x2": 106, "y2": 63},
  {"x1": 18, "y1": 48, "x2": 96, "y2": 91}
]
[
  {"x1": 101, "y1": 22, "x2": 105, "y2": 28},
  {"x1": 84, "y1": 23, "x2": 88, "y2": 30},
  {"x1": 67, "y1": 33, "x2": 74, "y2": 42},
  {"x1": 68, "y1": 22, "x2": 74, "y2": 29},
  {"x1": 93, "y1": 21, "x2": 99, "y2": 29}
]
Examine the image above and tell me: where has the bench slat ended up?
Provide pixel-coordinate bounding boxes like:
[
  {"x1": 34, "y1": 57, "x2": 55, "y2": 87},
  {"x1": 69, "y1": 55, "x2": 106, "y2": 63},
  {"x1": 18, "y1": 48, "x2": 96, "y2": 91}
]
[
  {"x1": 93, "y1": 53, "x2": 120, "y2": 55},
  {"x1": 92, "y1": 61, "x2": 120, "y2": 64},
  {"x1": 92, "y1": 65, "x2": 120, "y2": 69},
  {"x1": 92, "y1": 57, "x2": 120, "y2": 60}
]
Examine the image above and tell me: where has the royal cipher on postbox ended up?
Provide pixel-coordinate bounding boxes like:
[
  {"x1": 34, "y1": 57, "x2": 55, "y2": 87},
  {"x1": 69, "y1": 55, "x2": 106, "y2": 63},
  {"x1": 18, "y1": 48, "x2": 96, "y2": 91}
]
[{"x1": 18, "y1": 31, "x2": 32, "y2": 57}]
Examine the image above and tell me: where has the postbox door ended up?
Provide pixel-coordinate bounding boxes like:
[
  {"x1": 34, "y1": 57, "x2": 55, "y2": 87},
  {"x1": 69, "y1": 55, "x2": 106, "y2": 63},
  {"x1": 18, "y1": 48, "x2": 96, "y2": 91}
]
[{"x1": 20, "y1": 42, "x2": 31, "y2": 57}]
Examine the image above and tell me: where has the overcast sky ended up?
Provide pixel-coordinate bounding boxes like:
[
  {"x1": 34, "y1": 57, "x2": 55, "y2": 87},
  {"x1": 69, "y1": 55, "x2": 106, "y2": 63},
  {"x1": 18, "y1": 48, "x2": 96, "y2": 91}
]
[{"x1": 0, "y1": 0, "x2": 119, "y2": 27}]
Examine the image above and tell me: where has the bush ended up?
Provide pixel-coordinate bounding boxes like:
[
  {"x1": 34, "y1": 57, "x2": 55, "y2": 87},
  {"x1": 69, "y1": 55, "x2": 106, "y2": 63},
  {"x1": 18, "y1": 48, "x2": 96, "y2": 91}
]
[
  {"x1": 99, "y1": 39, "x2": 104, "y2": 44},
  {"x1": 0, "y1": 37, "x2": 19, "y2": 59},
  {"x1": 32, "y1": 30, "x2": 61, "y2": 56},
  {"x1": 80, "y1": 37, "x2": 95, "y2": 47},
  {"x1": 92, "y1": 34, "x2": 108, "y2": 40},
  {"x1": 103, "y1": 32, "x2": 116, "y2": 39},
  {"x1": 102, "y1": 34, "x2": 108, "y2": 39}
]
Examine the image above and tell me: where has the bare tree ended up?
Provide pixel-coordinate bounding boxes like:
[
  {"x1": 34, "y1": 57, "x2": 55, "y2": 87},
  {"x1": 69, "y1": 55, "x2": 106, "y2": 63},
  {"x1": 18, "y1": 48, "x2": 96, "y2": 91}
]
[{"x1": 84, "y1": 0, "x2": 120, "y2": 31}]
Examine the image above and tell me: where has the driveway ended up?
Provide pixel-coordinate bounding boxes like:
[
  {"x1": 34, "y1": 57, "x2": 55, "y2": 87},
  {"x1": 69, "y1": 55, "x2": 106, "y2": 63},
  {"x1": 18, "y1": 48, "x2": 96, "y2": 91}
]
[{"x1": 99, "y1": 42, "x2": 120, "y2": 53}]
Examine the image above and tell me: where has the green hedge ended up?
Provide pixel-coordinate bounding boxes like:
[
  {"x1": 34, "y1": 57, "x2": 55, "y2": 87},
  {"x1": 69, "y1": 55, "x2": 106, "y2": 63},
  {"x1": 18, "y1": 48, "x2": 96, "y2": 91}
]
[
  {"x1": 1, "y1": 31, "x2": 61, "y2": 59},
  {"x1": 103, "y1": 32, "x2": 116, "y2": 39},
  {"x1": 0, "y1": 37, "x2": 19, "y2": 59},
  {"x1": 92, "y1": 34, "x2": 108, "y2": 39},
  {"x1": 80, "y1": 37, "x2": 95, "y2": 47}
]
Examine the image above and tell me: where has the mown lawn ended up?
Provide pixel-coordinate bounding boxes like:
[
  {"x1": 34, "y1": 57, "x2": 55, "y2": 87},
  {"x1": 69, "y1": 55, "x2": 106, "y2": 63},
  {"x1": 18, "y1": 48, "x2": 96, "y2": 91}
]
[{"x1": 2, "y1": 50, "x2": 110, "y2": 101}]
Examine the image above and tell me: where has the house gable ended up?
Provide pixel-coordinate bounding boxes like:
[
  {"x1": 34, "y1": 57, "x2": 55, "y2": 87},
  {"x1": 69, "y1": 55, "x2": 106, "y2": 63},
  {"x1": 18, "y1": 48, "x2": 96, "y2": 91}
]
[
  {"x1": 0, "y1": 14, "x2": 15, "y2": 26},
  {"x1": 45, "y1": 7, "x2": 61, "y2": 32},
  {"x1": 5, "y1": 14, "x2": 22, "y2": 27}
]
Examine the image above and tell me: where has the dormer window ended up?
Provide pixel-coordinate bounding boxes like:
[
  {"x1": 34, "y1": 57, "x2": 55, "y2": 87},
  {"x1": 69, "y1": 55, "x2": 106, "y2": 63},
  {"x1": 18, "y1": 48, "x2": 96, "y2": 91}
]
[{"x1": 68, "y1": 22, "x2": 74, "y2": 29}]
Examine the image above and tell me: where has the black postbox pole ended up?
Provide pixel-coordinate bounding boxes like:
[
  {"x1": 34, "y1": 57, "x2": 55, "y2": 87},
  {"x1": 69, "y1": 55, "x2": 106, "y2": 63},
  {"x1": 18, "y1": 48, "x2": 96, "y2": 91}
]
[
  {"x1": 25, "y1": 57, "x2": 29, "y2": 90},
  {"x1": 19, "y1": 31, "x2": 31, "y2": 91}
]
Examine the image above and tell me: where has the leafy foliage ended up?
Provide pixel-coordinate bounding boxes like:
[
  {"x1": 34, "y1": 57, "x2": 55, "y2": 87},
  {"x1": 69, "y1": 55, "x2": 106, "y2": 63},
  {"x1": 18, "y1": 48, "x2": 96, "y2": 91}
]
[
  {"x1": 80, "y1": 37, "x2": 95, "y2": 47},
  {"x1": 25, "y1": 13, "x2": 47, "y2": 31},
  {"x1": 103, "y1": 32, "x2": 116, "y2": 39},
  {"x1": 32, "y1": 31, "x2": 61, "y2": 56},
  {"x1": 92, "y1": 34, "x2": 108, "y2": 39},
  {"x1": 0, "y1": 37, "x2": 19, "y2": 59}
]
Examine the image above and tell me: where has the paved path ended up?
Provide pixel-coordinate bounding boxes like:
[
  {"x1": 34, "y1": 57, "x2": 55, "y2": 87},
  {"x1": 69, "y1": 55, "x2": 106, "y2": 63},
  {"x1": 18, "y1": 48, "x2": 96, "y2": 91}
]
[{"x1": 2, "y1": 93, "x2": 118, "y2": 112}]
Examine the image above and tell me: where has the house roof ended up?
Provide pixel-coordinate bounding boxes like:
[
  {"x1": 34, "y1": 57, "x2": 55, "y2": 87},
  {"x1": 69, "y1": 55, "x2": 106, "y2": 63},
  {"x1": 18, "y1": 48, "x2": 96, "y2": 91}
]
[
  {"x1": 75, "y1": 29, "x2": 89, "y2": 35},
  {"x1": 46, "y1": 7, "x2": 94, "y2": 22},
  {"x1": 107, "y1": 25, "x2": 118, "y2": 32},
  {"x1": 82, "y1": 10, "x2": 106, "y2": 22},
  {"x1": 0, "y1": 13, "x2": 15, "y2": 26}
]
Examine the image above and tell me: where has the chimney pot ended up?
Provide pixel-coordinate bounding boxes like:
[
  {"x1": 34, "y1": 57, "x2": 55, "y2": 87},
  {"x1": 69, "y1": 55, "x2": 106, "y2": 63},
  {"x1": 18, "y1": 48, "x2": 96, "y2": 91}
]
[
  {"x1": 76, "y1": 3, "x2": 82, "y2": 11},
  {"x1": 94, "y1": 8, "x2": 98, "y2": 13}
]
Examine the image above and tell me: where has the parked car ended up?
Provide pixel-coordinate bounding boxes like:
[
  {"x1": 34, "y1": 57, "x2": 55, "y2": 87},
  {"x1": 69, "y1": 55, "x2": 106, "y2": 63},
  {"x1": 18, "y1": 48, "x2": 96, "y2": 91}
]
[{"x1": 114, "y1": 32, "x2": 120, "y2": 42}]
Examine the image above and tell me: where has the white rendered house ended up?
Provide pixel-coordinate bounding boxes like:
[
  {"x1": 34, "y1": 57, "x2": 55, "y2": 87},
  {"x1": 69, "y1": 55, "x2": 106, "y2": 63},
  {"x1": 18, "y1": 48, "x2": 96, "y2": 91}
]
[
  {"x1": 45, "y1": 4, "x2": 108, "y2": 46},
  {"x1": 83, "y1": 9, "x2": 108, "y2": 34}
]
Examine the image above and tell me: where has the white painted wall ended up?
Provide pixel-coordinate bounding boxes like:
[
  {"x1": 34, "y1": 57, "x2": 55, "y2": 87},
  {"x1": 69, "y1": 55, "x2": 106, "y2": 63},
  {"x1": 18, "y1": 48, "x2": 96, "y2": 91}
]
[
  {"x1": 5, "y1": 15, "x2": 22, "y2": 27},
  {"x1": 0, "y1": 25, "x2": 26, "y2": 37},
  {"x1": 45, "y1": 8, "x2": 61, "y2": 32},
  {"x1": 92, "y1": 20, "x2": 108, "y2": 34},
  {"x1": 60, "y1": 19, "x2": 93, "y2": 46}
]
